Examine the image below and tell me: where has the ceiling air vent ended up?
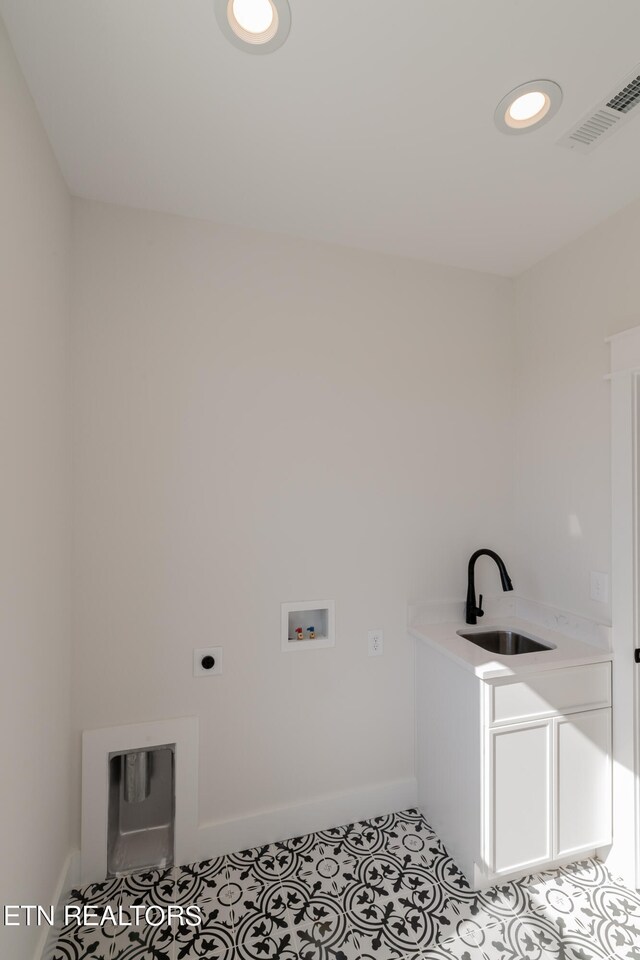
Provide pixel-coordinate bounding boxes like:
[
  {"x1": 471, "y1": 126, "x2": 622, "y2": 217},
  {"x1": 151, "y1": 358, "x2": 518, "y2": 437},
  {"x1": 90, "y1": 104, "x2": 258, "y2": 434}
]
[
  {"x1": 558, "y1": 67, "x2": 640, "y2": 153},
  {"x1": 606, "y1": 74, "x2": 640, "y2": 113}
]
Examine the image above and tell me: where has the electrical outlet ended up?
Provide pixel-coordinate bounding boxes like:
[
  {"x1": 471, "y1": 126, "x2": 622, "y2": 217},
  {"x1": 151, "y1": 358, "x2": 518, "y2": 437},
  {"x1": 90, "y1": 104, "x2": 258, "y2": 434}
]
[
  {"x1": 590, "y1": 572, "x2": 609, "y2": 604},
  {"x1": 193, "y1": 647, "x2": 223, "y2": 677},
  {"x1": 368, "y1": 630, "x2": 383, "y2": 657}
]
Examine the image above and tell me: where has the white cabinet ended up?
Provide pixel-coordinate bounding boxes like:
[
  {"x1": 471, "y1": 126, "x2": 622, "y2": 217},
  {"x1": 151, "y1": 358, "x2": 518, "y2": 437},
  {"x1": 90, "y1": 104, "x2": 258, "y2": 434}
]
[
  {"x1": 490, "y1": 662, "x2": 611, "y2": 724},
  {"x1": 487, "y1": 707, "x2": 612, "y2": 879},
  {"x1": 556, "y1": 708, "x2": 612, "y2": 858},
  {"x1": 490, "y1": 720, "x2": 551, "y2": 874},
  {"x1": 415, "y1": 641, "x2": 612, "y2": 889}
]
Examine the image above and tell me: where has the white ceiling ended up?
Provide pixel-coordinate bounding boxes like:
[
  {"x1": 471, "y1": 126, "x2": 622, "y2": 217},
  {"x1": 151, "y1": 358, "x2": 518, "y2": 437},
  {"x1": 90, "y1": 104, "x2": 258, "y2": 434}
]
[{"x1": 3, "y1": 0, "x2": 640, "y2": 275}]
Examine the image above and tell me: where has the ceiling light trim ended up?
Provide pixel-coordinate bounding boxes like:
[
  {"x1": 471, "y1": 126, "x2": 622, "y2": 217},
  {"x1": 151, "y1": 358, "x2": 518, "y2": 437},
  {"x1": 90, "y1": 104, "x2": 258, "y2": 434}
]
[
  {"x1": 495, "y1": 80, "x2": 563, "y2": 135},
  {"x1": 215, "y1": 0, "x2": 291, "y2": 54}
]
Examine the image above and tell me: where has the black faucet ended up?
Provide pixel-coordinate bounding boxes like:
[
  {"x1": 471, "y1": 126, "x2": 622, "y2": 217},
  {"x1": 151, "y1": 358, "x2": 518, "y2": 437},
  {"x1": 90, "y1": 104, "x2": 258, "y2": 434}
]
[{"x1": 466, "y1": 549, "x2": 514, "y2": 625}]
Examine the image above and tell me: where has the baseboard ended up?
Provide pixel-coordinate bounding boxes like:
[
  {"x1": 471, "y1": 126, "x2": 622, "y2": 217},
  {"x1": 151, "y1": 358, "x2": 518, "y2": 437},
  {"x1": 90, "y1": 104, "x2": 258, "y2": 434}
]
[
  {"x1": 35, "y1": 848, "x2": 80, "y2": 960},
  {"x1": 195, "y1": 777, "x2": 418, "y2": 860}
]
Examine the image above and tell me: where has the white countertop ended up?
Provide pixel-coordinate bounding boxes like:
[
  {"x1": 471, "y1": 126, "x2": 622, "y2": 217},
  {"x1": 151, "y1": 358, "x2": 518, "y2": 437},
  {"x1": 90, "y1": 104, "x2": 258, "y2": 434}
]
[{"x1": 409, "y1": 615, "x2": 612, "y2": 680}]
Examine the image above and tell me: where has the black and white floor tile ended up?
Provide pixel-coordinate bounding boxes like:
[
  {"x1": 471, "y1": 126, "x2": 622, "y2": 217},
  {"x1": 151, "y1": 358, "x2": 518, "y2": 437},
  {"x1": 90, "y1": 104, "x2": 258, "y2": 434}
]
[{"x1": 55, "y1": 809, "x2": 640, "y2": 960}]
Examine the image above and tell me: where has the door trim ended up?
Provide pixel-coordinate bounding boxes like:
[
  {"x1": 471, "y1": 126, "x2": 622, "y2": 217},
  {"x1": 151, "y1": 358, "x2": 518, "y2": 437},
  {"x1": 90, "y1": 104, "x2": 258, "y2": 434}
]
[{"x1": 609, "y1": 326, "x2": 640, "y2": 887}]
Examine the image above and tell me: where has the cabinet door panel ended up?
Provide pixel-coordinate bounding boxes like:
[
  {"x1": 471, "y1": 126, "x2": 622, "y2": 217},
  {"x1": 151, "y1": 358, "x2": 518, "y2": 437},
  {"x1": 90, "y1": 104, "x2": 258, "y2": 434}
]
[
  {"x1": 490, "y1": 722, "x2": 551, "y2": 874},
  {"x1": 556, "y1": 709, "x2": 612, "y2": 857}
]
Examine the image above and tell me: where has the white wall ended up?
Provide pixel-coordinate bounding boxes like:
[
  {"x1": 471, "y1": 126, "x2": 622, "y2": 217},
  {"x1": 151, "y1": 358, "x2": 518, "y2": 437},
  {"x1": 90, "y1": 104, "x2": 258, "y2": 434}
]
[
  {"x1": 2, "y1": 0, "x2": 639, "y2": 919},
  {"x1": 514, "y1": 196, "x2": 640, "y2": 623},
  {"x1": 72, "y1": 199, "x2": 514, "y2": 834},
  {"x1": 0, "y1": 15, "x2": 72, "y2": 960}
]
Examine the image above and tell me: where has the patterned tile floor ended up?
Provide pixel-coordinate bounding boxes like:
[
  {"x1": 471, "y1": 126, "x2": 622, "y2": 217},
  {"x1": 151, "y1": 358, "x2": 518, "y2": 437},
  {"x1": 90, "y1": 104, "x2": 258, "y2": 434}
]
[{"x1": 54, "y1": 809, "x2": 640, "y2": 960}]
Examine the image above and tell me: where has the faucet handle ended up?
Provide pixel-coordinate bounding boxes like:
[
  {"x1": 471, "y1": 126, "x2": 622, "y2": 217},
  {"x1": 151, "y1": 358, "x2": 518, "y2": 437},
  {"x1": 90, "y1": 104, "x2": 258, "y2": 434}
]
[{"x1": 477, "y1": 594, "x2": 484, "y2": 618}]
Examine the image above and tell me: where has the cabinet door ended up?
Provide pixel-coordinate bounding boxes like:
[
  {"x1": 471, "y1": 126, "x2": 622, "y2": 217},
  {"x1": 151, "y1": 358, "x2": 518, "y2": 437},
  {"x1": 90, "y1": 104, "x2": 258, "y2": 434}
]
[
  {"x1": 489, "y1": 720, "x2": 552, "y2": 874},
  {"x1": 556, "y1": 708, "x2": 612, "y2": 858}
]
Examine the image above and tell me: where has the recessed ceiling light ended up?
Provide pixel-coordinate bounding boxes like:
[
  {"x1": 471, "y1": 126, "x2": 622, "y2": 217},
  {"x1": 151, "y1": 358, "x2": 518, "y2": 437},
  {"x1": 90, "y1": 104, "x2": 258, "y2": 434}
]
[
  {"x1": 215, "y1": 0, "x2": 291, "y2": 54},
  {"x1": 509, "y1": 91, "x2": 547, "y2": 122},
  {"x1": 495, "y1": 80, "x2": 563, "y2": 134},
  {"x1": 232, "y1": 0, "x2": 274, "y2": 34}
]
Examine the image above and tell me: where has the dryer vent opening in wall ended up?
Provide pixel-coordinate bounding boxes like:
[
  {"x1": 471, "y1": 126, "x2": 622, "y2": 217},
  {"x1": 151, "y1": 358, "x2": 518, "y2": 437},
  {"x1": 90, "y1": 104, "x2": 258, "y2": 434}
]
[
  {"x1": 107, "y1": 744, "x2": 175, "y2": 877},
  {"x1": 558, "y1": 66, "x2": 640, "y2": 153}
]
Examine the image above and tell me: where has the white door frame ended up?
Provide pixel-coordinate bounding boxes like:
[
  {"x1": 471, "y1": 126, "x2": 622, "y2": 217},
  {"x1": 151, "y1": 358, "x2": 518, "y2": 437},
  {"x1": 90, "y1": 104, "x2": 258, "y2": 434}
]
[{"x1": 609, "y1": 326, "x2": 640, "y2": 888}]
